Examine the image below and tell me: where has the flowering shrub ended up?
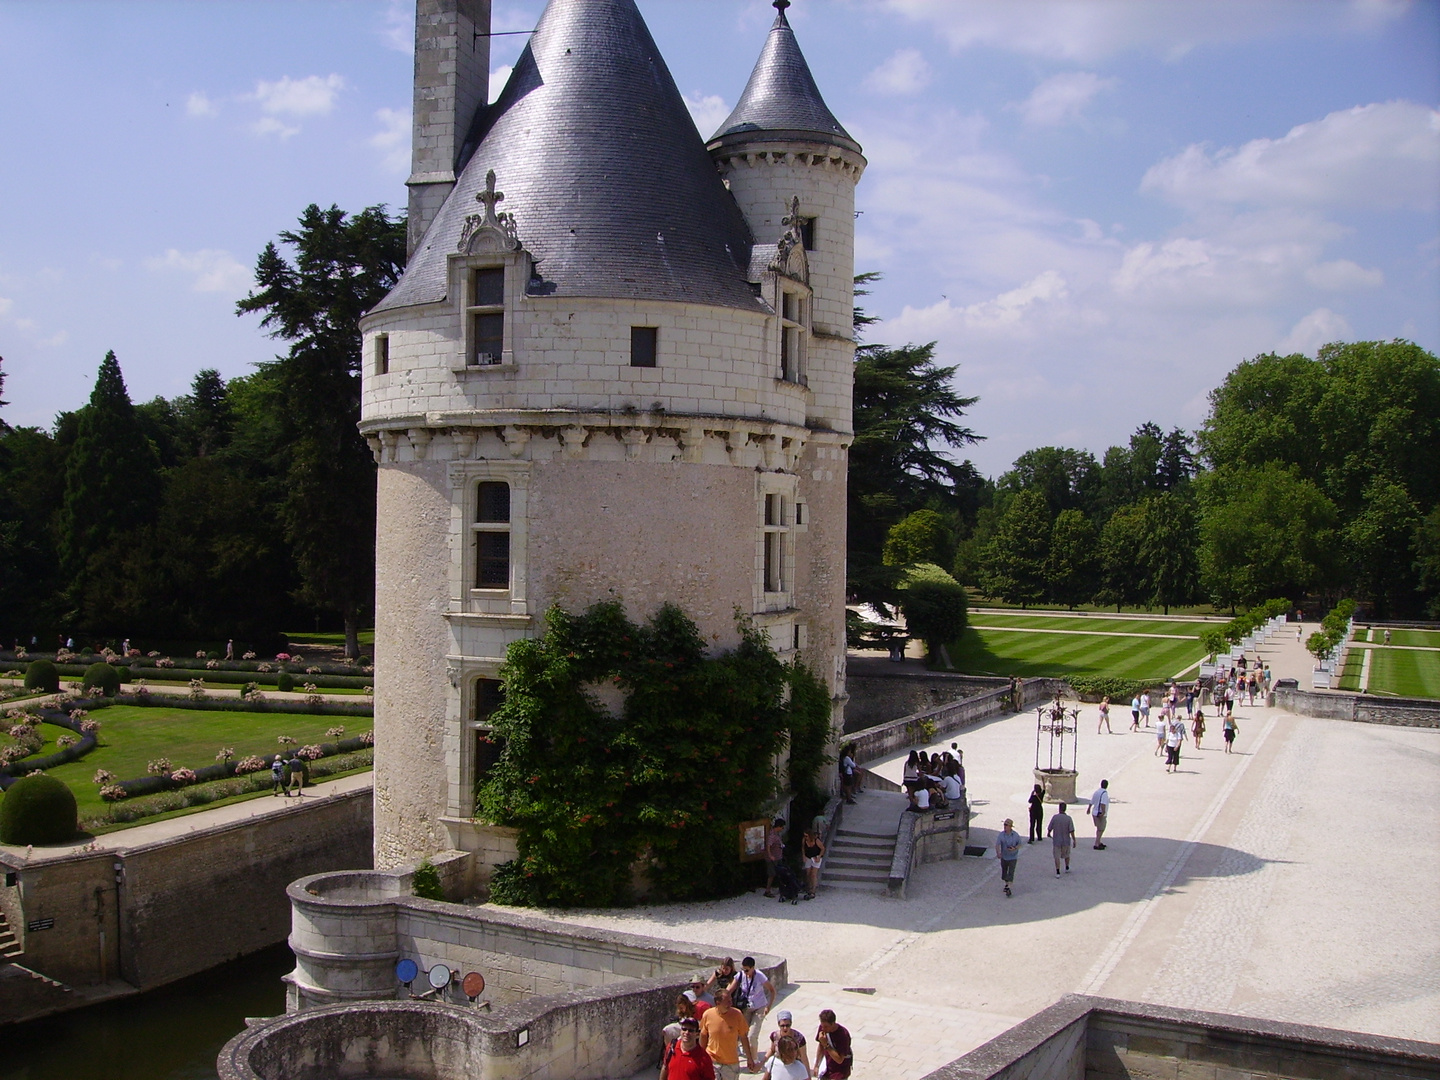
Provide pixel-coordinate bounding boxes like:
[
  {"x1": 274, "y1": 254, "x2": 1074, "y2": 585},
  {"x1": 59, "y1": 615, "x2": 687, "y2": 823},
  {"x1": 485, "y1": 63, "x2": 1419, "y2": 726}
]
[
  {"x1": 257, "y1": 662, "x2": 273, "y2": 673},
  {"x1": 134, "y1": 678, "x2": 149, "y2": 694},
  {"x1": 195, "y1": 651, "x2": 207, "y2": 659},
  {"x1": 146, "y1": 758, "x2": 173, "y2": 776},
  {"x1": 303, "y1": 683, "x2": 323, "y2": 707},
  {"x1": 216, "y1": 747, "x2": 235, "y2": 763},
  {"x1": 69, "y1": 709, "x2": 88, "y2": 722},
  {"x1": 275, "y1": 653, "x2": 290, "y2": 662},
  {"x1": 326, "y1": 726, "x2": 346, "y2": 738},
  {"x1": 170, "y1": 767, "x2": 198, "y2": 785},
  {"x1": 305, "y1": 666, "x2": 320, "y2": 675},
  {"x1": 206, "y1": 659, "x2": 220, "y2": 670},
  {"x1": 101, "y1": 648, "x2": 119, "y2": 662},
  {"x1": 363, "y1": 686, "x2": 374, "y2": 698},
  {"x1": 100, "y1": 785, "x2": 128, "y2": 802},
  {"x1": 56, "y1": 735, "x2": 75, "y2": 748},
  {"x1": 14, "y1": 648, "x2": 27, "y2": 659},
  {"x1": 8, "y1": 724, "x2": 34, "y2": 739},
  {"x1": 342, "y1": 657, "x2": 355, "y2": 666},
  {"x1": 277, "y1": 735, "x2": 296, "y2": 747},
  {"x1": 155, "y1": 657, "x2": 175, "y2": 668},
  {"x1": 234, "y1": 755, "x2": 266, "y2": 775},
  {"x1": 297, "y1": 745, "x2": 324, "y2": 761},
  {"x1": 148, "y1": 650, "x2": 161, "y2": 658},
  {"x1": 188, "y1": 679, "x2": 207, "y2": 701},
  {"x1": 290, "y1": 655, "x2": 304, "y2": 663},
  {"x1": 126, "y1": 649, "x2": 141, "y2": 658},
  {"x1": 242, "y1": 651, "x2": 256, "y2": 660},
  {"x1": 93, "y1": 769, "x2": 115, "y2": 785},
  {"x1": 80, "y1": 718, "x2": 100, "y2": 734},
  {"x1": 0, "y1": 745, "x2": 30, "y2": 764},
  {"x1": 359, "y1": 731, "x2": 374, "y2": 746},
  {"x1": 242, "y1": 682, "x2": 266, "y2": 703}
]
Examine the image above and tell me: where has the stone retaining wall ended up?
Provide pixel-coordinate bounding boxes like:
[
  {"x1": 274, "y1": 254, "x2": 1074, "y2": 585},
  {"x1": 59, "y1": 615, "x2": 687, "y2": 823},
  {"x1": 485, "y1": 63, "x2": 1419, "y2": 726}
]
[
  {"x1": 844, "y1": 671, "x2": 1009, "y2": 732},
  {"x1": 1272, "y1": 686, "x2": 1440, "y2": 727},
  {"x1": 921, "y1": 995, "x2": 1440, "y2": 1080}
]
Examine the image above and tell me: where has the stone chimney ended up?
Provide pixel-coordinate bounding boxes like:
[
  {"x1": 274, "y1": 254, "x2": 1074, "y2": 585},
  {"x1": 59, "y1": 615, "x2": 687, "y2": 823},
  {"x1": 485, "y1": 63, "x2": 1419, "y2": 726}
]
[{"x1": 407, "y1": 0, "x2": 491, "y2": 259}]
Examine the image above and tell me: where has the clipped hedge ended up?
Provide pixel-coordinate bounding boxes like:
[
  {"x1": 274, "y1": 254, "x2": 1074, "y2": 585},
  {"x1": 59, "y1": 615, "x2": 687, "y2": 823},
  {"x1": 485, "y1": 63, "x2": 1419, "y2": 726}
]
[
  {"x1": 119, "y1": 691, "x2": 372, "y2": 716},
  {"x1": 1063, "y1": 675, "x2": 1172, "y2": 702},
  {"x1": 0, "y1": 773, "x2": 78, "y2": 844},
  {"x1": 84, "y1": 662, "x2": 121, "y2": 697},
  {"x1": 0, "y1": 661, "x2": 372, "y2": 690},
  {"x1": 112, "y1": 735, "x2": 374, "y2": 798},
  {"x1": 24, "y1": 659, "x2": 59, "y2": 693},
  {"x1": 0, "y1": 708, "x2": 101, "y2": 789}
]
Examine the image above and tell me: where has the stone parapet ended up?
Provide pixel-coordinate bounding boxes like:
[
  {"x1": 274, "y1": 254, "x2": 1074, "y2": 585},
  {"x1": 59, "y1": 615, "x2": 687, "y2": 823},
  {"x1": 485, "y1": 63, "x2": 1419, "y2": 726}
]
[{"x1": 1273, "y1": 685, "x2": 1440, "y2": 727}]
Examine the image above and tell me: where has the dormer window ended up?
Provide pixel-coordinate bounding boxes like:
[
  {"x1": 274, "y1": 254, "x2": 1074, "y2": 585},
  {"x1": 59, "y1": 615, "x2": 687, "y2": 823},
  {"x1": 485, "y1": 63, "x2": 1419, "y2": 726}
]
[{"x1": 468, "y1": 268, "x2": 505, "y2": 366}]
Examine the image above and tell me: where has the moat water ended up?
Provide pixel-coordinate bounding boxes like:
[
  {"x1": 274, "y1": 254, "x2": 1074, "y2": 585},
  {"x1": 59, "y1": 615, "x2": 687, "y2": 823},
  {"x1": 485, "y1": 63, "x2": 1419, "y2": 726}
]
[{"x1": 2, "y1": 944, "x2": 292, "y2": 1080}]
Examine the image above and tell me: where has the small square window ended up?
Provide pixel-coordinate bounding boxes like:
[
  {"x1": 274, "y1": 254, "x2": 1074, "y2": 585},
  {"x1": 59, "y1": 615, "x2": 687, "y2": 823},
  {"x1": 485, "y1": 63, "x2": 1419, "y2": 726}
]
[
  {"x1": 631, "y1": 326, "x2": 658, "y2": 368},
  {"x1": 799, "y1": 217, "x2": 815, "y2": 251},
  {"x1": 477, "y1": 482, "x2": 510, "y2": 523},
  {"x1": 473, "y1": 268, "x2": 504, "y2": 307},
  {"x1": 375, "y1": 334, "x2": 389, "y2": 376}
]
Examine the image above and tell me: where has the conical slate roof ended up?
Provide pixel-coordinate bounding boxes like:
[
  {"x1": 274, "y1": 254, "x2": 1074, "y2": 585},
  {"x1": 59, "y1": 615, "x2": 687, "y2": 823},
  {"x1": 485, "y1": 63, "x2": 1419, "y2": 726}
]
[
  {"x1": 374, "y1": 0, "x2": 762, "y2": 315},
  {"x1": 710, "y1": 2, "x2": 857, "y2": 150}
]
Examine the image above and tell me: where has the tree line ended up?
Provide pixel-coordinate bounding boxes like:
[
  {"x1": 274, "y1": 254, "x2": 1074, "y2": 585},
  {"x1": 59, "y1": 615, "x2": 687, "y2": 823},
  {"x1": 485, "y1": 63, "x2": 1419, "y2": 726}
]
[
  {"x1": 0, "y1": 205, "x2": 406, "y2": 656},
  {"x1": 849, "y1": 325, "x2": 1440, "y2": 619}
]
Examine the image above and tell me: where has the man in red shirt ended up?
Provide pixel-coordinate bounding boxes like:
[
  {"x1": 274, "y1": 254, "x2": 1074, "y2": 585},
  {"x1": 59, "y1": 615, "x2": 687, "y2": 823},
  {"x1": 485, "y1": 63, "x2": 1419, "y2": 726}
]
[{"x1": 667, "y1": 1019, "x2": 715, "y2": 1080}]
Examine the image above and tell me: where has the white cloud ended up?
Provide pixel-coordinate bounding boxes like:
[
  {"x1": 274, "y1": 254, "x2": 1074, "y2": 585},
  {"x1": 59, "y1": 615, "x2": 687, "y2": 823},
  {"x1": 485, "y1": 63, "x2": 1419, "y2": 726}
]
[
  {"x1": 683, "y1": 93, "x2": 731, "y2": 140},
  {"x1": 863, "y1": 49, "x2": 932, "y2": 97},
  {"x1": 370, "y1": 107, "x2": 411, "y2": 173},
  {"x1": 186, "y1": 91, "x2": 218, "y2": 118},
  {"x1": 1276, "y1": 308, "x2": 1352, "y2": 355},
  {"x1": 242, "y1": 74, "x2": 345, "y2": 138},
  {"x1": 489, "y1": 65, "x2": 514, "y2": 104},
  {"x1": 379, "y1": 1, "x2": 412, "y2": 53},
  {"x1": 145, "y1": 249, "x2": 251, "y2": 296},
  {"x1": 1010, "y1": 72, "x2": 1115, "y2": 126},
  {"x1": 1142, "y1": 101, "x2": 1440, "y2": 211},
  {"x1": 1304, "y1": 259, "x2": 1384, "y2": 290},
  {"x1": 882, "y1": 0, "x2": 1408, "y2": 62},
  {"x1": 0, "y1": 297, "x2": 12, "y2": 318},
  {"x1": 37, "y1": 331, "x2": 68, "y2": 348}
]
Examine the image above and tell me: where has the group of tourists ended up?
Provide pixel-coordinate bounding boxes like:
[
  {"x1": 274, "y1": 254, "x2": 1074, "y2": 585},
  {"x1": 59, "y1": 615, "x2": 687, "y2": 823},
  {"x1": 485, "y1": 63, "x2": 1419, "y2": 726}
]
[
  {"x1": 998, "y1": 779, "x2": 1110, "y2": 896},
  {"x1": 901, "y1": 746, "x2": 965, "y2": 813},
  {"x1": 660, "y1": 957, "x2": 852, "y2": 1080}
]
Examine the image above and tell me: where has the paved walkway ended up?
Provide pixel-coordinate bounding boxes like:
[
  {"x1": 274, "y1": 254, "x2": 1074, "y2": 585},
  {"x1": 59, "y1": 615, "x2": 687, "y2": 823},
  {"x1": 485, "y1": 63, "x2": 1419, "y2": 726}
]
[{"x1": 549, "y1": 625, "x2": 1438, "y2": 1079}]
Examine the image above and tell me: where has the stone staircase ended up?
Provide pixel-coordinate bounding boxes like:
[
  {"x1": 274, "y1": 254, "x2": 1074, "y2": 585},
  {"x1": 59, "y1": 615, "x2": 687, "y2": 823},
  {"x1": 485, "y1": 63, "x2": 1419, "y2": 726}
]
[
  {"x1": 0, "y1": 909, "x2": 21, "y2": 960},
  {"x1": 822, "y1": 826, "x2": 896, "y2": 891}
]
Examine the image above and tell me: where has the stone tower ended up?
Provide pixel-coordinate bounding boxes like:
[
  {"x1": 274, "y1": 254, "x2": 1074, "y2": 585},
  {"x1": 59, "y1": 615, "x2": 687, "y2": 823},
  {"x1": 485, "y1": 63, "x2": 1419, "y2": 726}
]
[{"x1": 360, "y1": 0, "x2": 864, "y2": 877}]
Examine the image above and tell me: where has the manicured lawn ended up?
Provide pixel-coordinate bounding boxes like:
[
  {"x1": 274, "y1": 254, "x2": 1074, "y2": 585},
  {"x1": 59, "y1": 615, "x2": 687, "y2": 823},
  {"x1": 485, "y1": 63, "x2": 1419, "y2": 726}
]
[
  {"x1": 1337, "y1": 650, "x2": 1364, "y2": 691},
  {"x1": 1365, "y1": 648, "x2": 1440, "y2": 699},
  {"x1": 944, "y1": 626, "x2": 1206, "y2": 681},
  {"x1": 965, "y1": 613, "x2": 1215, "y2": 638},
  {"x1": 35, "y1": 705, "x2": 372, "y2": 821},
  {"x1": 285, "y1": 629, "x2": 376, "y2": 648}
]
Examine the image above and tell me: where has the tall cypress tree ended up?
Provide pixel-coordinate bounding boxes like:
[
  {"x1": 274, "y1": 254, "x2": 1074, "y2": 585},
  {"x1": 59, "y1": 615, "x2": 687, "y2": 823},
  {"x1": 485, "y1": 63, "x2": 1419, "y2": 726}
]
[{"x1": 59, "y1": 352, "x2": 161, "y2": 583}]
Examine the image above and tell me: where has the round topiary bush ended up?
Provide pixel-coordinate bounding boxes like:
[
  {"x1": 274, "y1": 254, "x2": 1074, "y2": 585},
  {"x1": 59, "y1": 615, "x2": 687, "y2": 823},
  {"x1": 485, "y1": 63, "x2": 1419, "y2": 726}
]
[
  {"x1": 24, "y1": 659, "x2": 59, "y2": 694},
  {"x1": 0, "y1": 773, "x2": 78, "y2": 845},
  {"x1": 115, "y1": 665, "x2": 131, "y2": 685},
  {"x1": 83, "y1": 662, "x2": 121, "y2": 697},
  {"x1": 276, "y1": 671, "x2": 296, "y2": 693}
]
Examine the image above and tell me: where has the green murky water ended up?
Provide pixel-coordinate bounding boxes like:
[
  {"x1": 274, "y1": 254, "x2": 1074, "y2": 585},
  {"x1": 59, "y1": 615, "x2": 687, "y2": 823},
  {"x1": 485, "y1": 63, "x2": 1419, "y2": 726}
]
[{"x1": 1, "y1": 945, "x2": 292, "y2": 1080}]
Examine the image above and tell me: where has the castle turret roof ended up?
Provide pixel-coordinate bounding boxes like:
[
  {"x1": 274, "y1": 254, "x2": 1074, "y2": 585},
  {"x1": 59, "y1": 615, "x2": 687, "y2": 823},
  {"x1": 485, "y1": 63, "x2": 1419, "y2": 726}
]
[
  {"x1": 709, "y1": 1, "x2": 857, "y2": 151},
  {"x1": 374, "y1": 0, "x2": 762, "y2": 315}
]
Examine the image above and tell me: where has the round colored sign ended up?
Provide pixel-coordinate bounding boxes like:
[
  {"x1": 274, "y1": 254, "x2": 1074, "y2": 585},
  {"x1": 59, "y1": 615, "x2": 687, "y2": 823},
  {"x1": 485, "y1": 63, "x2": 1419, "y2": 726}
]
[
  {"x1": 462, "y1": 972, "x2": 485, "y2": 998},
  {"x1": 395, "y1": 958, "x2": 418, "y2": 984},
  {"x1": 428, "y1": 963, "x2": 452, "y2": 990}
]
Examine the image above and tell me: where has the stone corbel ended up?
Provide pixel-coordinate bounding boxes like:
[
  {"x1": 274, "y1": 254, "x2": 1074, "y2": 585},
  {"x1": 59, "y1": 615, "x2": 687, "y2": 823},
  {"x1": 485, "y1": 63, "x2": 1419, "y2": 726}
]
[
  {"x1": 379, "y1": 430, "x2": 399, "y2": 463},
  {"x1": 678, "y1": 426, "x2": 706, "y2": 464},
  {"x1": 501, "y1": 425, "x2": 530, "y2": 459},
  {"x1": 760, "y1": 434, "x2": 782, "y2": 472},
  {"x1": 445, "y1": 659, "x2": 461, "y2": 688},
  {"x1": 365, "y1": 435, "x2": 383, "y2": 464},
  {"x1": 622, "y1": 428, "x2": 648, "y2": 461},
  {"x1": 407, "y1": 428, "x2": 433, "y2": 461},
  {"x1": 452, "y1": 429, "x2": 477, "y2": 461},
  {"x1": 560, "y1": 425, "x2": 589, "y2": 459}
]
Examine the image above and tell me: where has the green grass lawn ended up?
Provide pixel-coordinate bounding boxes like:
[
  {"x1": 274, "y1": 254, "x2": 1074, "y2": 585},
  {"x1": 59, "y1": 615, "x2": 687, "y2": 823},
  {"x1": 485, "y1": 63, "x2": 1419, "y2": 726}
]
[
  {"x1": 1338, "y1": 650, "x2": 1364, "y2": 691},
  {"x1": 944, "y1": 626, "x2": 1206, "y2": 681},
  {"x1": 965, "y1": 613, "x2": 1215, "y2": 638},
  {"x1": 35, "y1": 705, "x2": 372, "y2": 821},
  {"x1": 284, "y1": 629, "x2": 376, "y2": 648},
  {"x1": 968, "y1": 597, "x2": 1224, "y2": 617},
  {"x1": 1365, "y1": 648, "x2": 1440, "y2": 699}
]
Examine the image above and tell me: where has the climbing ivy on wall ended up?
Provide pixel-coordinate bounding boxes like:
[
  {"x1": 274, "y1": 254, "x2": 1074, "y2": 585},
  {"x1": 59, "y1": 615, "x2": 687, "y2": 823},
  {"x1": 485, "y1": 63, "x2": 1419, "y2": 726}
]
[{"x1": 478, "y1": 601, "x2": 831, "y2": 908}]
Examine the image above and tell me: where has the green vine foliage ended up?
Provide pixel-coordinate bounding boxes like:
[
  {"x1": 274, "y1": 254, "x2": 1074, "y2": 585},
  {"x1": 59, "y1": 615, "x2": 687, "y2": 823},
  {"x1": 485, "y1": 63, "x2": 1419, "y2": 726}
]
[{"x1": 478, "y1": 602, "x2": 830, "y2": 908}]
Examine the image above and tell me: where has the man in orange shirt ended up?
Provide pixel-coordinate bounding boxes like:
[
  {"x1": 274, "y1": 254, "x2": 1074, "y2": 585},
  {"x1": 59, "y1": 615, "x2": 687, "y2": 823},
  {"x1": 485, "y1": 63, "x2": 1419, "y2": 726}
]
[{"x1": 699, "y1": 987, "x2": 756, "y2": 1080}]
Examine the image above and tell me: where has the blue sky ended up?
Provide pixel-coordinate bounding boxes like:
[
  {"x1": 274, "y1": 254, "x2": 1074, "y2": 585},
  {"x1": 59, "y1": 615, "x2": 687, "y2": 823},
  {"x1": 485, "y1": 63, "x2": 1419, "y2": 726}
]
[{"x1": 0, "y1": 0, "x2": 1436, "y2": 476}]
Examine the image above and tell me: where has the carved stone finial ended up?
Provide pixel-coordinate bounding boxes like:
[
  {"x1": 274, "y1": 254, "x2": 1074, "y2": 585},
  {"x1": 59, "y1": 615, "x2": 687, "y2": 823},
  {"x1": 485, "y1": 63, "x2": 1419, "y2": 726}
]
[
  {"x1": 458, "y1": 169, "x2": 521, "y2": 254},
  {"x1": 772, "y1": 195, "x2": 809, "y2": 282}
]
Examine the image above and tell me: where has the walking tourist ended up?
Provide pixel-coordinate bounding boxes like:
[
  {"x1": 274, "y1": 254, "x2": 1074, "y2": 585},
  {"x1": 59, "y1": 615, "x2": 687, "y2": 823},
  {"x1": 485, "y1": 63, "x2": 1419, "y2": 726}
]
[
  {"x1": 1223, "y1": 714, "x2": 1238, "y2": 753},
  {"x1": 1129, "y1": 694, "x2": 1141, "y2": 731},
  {"x1": 1047, "y1": 802, "x2": 1075, "y2": 874},
  {"x1": 801, "y1": 823, "x2": 824, "y2": 901},
  {"x1": 838, "y1": 745, "x2": 857, "y2": 805},
  {"x1": 1185, "y1": 682, "x2": 1196, "y2": 719},
  {"x1": 763, "y1": 1035, "x2": 808, "y2": 1080},
  {"x1": 1154, "y1": 711, "x2": 1167, "y2": 756},
  {"x1": 1028, "y1": 784, "x2": 1045, "y2": 843},
  {"x1": 663, "y1": 994, "x2": 701, "y2": 1075},
  {"x1": 763, "y1": 818, "x2": 785, "y2": 898},
  {"x1": 767, "y1": 1011, "x2": 811, "y2": 1076},
  {"x1": 1088, "y1": 780, "x2": 1110, "y2": 849},
  {"x1": 996, "y1": 818, "x2": 1022, "y2": 896},
  {"x1": 289, "y1": 753, "x2": 305, "y2": 795},
  {"x1": 706, "y1": 957, "x2": 737, "y2": 998},
  {"x1": 225, "y1": 638, "x2": 235, "y2": 660},
  {"x1": 271, "y1": 756, "x2": 285, "y2": 796},
  {"x1": 1192, "y1": 708, "x2": 1206, "y2": 750},
  {"x1": 1165, "y1": 715, "x2": 1187, "y2": 772},
  {"x1": 1097, "y1": 696, "x2": 1112, "y2": 734},
  {"x1": 814, "y1": 1010, "x2": 852, "y2": 1079},
  {"x1": 667, "y1": 1020, "x2": 715, "y2": 1080},
  {"x1": 737, "y1": 957, "x2": 776, "y2": 1046},
  {"x1": 700, "y1": 988, "x2": 755, "y2": 1080},
  {"x1": 1140, "y1": 691, "x2": 1151, "y2": 727}
]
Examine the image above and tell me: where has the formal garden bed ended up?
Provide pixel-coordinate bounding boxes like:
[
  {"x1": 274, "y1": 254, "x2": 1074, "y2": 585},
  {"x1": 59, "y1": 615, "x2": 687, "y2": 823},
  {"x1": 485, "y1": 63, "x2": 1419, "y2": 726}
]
[{"x1": 0, "y1": 694, "x2": 374, "y2": 834}]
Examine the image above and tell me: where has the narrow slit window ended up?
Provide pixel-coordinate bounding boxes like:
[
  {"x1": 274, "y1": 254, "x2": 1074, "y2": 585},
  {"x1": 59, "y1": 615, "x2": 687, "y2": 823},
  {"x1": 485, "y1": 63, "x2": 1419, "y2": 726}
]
[
  {"x1": 375, "y1": 333, "x2": 389, "y2": 376},
  {"x1": 630, "y1": 326, "x2": 658, "y2": 368}
]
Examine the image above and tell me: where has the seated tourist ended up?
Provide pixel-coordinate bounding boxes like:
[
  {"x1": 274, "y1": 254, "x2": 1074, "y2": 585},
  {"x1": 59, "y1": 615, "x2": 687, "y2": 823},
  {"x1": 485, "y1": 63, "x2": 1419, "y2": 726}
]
[{"x1": 906, "y1": 784, "x2": 931, "y2": 812}]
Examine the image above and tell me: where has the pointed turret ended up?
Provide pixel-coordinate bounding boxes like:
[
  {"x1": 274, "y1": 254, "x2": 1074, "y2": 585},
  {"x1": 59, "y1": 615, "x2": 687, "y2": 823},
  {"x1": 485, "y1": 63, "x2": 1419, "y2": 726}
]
[{"x1": 710, "y1": 0, "x2": 858, "y2": 151}]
